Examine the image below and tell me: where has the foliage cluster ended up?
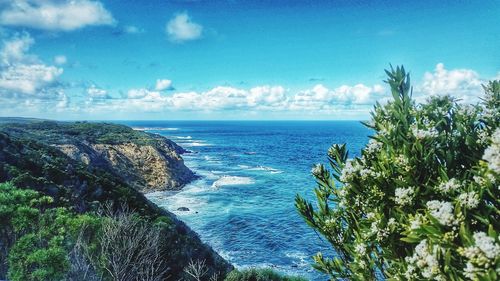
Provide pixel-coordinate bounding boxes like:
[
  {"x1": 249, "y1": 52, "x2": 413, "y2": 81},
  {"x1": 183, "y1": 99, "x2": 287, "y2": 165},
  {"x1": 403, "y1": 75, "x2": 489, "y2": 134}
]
[
  {"x1": 0, "y1": 120, "x2": 161, "y2": 145},
  {"x1": 0, "y1": 125, "x2": 231, "y2": 280},
  {"x1": 296, "y1": 67, "x2": 499, "y2": 280},
  {"x1": 0, "y1": 182, "x2": 100, "y2": 280},
  {"x1": 224, "y1": 268, "x2": 307, "y2": 281},
  {"x1": 0, "y1": 182, "x2": 225, "y2": 281}
]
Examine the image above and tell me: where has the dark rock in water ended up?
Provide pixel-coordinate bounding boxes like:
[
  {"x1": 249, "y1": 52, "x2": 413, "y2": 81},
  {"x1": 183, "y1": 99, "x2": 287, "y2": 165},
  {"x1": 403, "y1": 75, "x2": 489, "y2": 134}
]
[{"x1": 177, "y1": 207, "x2": 190, "y2": 211}]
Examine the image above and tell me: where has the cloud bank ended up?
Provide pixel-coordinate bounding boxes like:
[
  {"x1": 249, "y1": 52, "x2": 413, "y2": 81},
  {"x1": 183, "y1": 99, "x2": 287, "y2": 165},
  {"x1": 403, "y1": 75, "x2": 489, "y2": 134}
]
[
  {"x1": 0, "y1": 0, "x2": 115, "y2": 31},
  {"x1": 0, "y1": 34, "x2": 63, "y2": 95},
  {"x1": 0, "y1": 61, "x2": 494, "y2": 119}
]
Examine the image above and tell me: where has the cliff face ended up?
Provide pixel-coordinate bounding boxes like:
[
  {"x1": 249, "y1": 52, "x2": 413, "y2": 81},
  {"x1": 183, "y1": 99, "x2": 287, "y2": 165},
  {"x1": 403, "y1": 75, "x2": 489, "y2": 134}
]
[
  {"x1": 55, "y1": 140, "x2": 195, "y2": 192},
  {"x1": 0, "y1": 119, "x2": 232, "y2": 279},
  {"x1": 0, "y1": 120, "x2": 196, "y2": 192}
]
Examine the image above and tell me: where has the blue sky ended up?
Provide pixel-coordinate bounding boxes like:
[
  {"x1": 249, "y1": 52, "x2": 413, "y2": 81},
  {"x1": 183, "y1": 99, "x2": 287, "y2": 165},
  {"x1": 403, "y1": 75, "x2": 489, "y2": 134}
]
[{"x1": 0, "y1": 0, "x2": 498, "y2": 120}]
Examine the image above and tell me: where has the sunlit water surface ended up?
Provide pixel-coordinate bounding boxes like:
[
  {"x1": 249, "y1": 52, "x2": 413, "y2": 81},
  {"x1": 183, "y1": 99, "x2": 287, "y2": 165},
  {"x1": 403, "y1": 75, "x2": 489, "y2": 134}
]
[{"x1": 121, "y1": 121, "x2": 371, "y2": 280}]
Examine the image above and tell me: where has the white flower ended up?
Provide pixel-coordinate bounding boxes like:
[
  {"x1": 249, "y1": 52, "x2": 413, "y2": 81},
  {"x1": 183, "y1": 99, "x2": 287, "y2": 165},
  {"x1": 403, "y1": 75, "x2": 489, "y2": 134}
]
[
  {"x1": 366, "y1": 212, "x2": 376, "y2": 220},
  {"x1": 359, "y1": 167, "x2": 380, "y2": 180},
  {"x1": 436, "y1": 178, "x2": 461, "y2": 194},
  {"x1": 461, "y1": 232, "x2": 500, "y2": 272},
  {"x1": 478, "y1": 129, "x2": 489, "y2": 145},
  {"x1": 405, "y1": 239, "x2": 443, "y2": 279},
  {"x1": 395, "y1": 154, "x2": 411, "y2": 171},
  {"x1": 409, "y1": 214, "x2": 424, "y2": 230},
  {"x1": 355, "y1": 243, "x2": 367, "y2": 256},
  {"x1": 473, "y1": 232, "x2": 500, "y2": 260},
  {"x1": 311, "y1": 163, "x2": 323, "y2": 176},
  {"x1": 473, "y1": 175, "x2": 486, "y2": 185},
  {"x1": 464, "y1": 262, "x2": 478, "y2": 279},
  {"x1": 340, "y1": 159, "x2": 362, "y2": 182},
  {"x1": 337, "y1": 187, "x2": 348, "y2": 208},
  {"x1": 458, "y1": 192, "x2": 480, "y2": 209},
  {"x1": 370, "y1": 220, "x2": 389, "y2": 241},
  {"x1": 458, "y1": 105, "x2": 476, "y2": 117},
  {"x1": 483, "y1": 128, "x2": 500, "y2": 174},
  {"x1": 411, "y1": 124, "x2": 439, "y2": 140},
  {"x1": 365, "y1": 139, "x2": 382, "y2": 154},
  {"x1": 426, "y1": 200, "x2": 456, "y2": 226},
  {"x1": 395, "y1": 187, "x2": 414, "y2": 206}
]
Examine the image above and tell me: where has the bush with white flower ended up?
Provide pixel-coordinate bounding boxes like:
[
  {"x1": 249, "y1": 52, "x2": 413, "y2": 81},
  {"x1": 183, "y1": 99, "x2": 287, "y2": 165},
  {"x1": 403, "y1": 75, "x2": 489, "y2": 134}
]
[{"x1": 296, "y1": 66, "x2": 499, "y2": 280}]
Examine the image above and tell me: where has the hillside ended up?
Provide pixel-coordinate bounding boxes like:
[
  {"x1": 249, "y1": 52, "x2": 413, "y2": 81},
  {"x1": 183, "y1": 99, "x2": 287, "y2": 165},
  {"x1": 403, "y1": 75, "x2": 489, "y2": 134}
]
[
  {"x1": 0, "y1": 119, "x2": 196, "y2": 192},
  {"x1": 0, "y1": 119, "x2": 231, "y2": 280}
]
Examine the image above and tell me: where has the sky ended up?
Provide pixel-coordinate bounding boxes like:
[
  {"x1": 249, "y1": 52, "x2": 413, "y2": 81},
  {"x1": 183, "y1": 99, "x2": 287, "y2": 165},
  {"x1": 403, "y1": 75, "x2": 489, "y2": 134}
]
[{"x1": 0, "y1": 0, "x2": 498, "y2": 120}]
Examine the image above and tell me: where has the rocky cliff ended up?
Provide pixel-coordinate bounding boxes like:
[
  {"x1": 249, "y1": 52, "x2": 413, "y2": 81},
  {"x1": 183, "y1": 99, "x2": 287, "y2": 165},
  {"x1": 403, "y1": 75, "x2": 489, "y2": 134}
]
[
  {"x1": 0, "y1": 118, "x2": 232, "y2": 279},
  {"x1": 0, "y1": 119, "x2": 196, "y2": 192}
]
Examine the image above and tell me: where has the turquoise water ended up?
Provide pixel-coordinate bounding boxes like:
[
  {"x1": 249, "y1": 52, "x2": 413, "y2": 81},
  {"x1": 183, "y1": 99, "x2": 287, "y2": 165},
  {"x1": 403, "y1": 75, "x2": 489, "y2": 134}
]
[{"x1": 122, "y1": 121, "x2": 371, "y2": 280}]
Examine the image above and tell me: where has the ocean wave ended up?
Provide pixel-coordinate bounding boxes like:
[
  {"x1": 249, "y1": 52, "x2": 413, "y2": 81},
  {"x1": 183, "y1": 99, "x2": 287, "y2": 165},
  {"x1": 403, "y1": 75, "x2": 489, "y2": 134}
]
[
  {"x1": 284, "y1": 251, "x2": 309, "y2": 267},
  {"x1": 204, "y1": 155, "x2": 221, "y2": 162},
  {"x1": 172, "y1": 135, "x2": 192, "y2": 139},
  {"x1": 146, "y1": 182, "x2": 210, "y2": 214},
  {"x1": 182, "y1": 141, "x2": 212, "y2": 147},
  {"x1": 238, "y1": 165, "x2": 283, "y2": 174},
  {"x1": 212, "y1": 176, "x2": 255, "y2": 188}
]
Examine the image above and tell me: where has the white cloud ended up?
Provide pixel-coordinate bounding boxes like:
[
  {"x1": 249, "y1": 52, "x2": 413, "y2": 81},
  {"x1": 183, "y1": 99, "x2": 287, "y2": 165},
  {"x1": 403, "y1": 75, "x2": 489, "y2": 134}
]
[
  {"x1": 0, "y1": 0, "x2": 115, "y2": 31},
  {"x1": 155, "y1": 79, "x2": 173, "y2": 91},
  {"x1": 166, "y1": 12, "x2": 203, "y2": 42},
  {"x1": 0, "y1": 64, "x2": 62, "y2": 94},
  {"x1": 11, "y1": 62, "x2": 491, "y2": 119},
  {"x1": 87, "y1": 85, "x2": 107, "y2": 97},
  {"x1": 418, "y1": 63, "x2": 483, "y2": 103},
  {"x1": 248, "y1": 86, "x2": 287, "y2": 108},
  {"x1": 56, "y1": 91, "x2": 69, "y2": 109},
  {"x1": 54, "y1": 55, "x2": 67, "y2": 65},
  {"x1": 117, "y1": 83, "x2": 383, "y2": 114},
  {"x1": 123, "y1": 25, "x2": 143, "y2": 34},
  {"x1": 128, "y1": 88, "x2": 154, "y2": 99},
  {"x1": 290, "y1": 83, "x2": 385, "y2": 110},
  {"x1": 1, "y1": 34, "x2": 34, "y2": 65},
  {"x1": 0, "y1": 34, "x2": 63, "y2": 95}
]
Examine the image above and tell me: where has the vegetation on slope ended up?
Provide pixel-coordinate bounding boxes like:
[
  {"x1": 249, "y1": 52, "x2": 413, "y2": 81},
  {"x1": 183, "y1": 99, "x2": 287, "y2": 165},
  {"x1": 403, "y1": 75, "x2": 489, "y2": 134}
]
[
  {"x1": 296, "y1": 67, "x2": 499, "y2": 280},
  {"x1": 0, "y1": 123, "x2": 230, "y2": 280},
  {"x1": 0, "y1": 119, "x2": 195, "y2": 192},
  {"x1": 0, "y1": 120, "x2": 184, "y2": 148}
]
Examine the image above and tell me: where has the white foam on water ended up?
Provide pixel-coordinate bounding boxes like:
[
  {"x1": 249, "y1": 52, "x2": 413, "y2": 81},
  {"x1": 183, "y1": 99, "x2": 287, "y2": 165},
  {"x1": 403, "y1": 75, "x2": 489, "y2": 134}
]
[
  {"x1": 204, "y1": 155, "x2": 222, "y2": 163},
  {"x1": 196, "y1": 170, "x2": 221, "y2": 180},
  {"x1": 182, "y1": 141, "x2": 212, "y2": 147},
  {"x1": 238, "y1": 165, "x2": 283, "y2": 174},
  {"x1": 145, "y1": 179, "x2": 213, "y2": 215},
  {"x1": 174, "y1": 135, "x2": 192, "y2": 139},
  {"x1": 284, "y1": 251, "x2": 310, "y2": 267},
  {"x1": 212, "y1": 176, "x2": 255, "y2": 188}
]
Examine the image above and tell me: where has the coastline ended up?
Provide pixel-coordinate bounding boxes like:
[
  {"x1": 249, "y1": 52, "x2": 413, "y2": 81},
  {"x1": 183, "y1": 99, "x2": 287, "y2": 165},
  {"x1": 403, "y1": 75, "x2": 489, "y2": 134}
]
[{"x1": 0, "y1": 119, "x2": 234, "y2": 279}]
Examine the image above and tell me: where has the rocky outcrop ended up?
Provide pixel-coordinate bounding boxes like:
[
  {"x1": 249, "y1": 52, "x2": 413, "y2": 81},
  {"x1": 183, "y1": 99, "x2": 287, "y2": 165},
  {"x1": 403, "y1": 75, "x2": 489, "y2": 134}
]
[
  {"x1": 55, "y1": 139, "x2": 195, "y2": 192},
  {"x1": 0, "y1": 129, "x2": 233, "y2": 280},
  {"x1": 0, "y1": 120, "x2": 196, "y2": 192}
]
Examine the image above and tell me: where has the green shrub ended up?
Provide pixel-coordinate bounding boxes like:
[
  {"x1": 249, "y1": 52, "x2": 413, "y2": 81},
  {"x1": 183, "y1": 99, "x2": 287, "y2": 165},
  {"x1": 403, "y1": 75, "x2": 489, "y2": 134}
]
[
  {"x1": 224, "y1": 268, "x2": 306, "y2": 281},
  {"x1": 296, "y1": 66, "x2": 499, "y2": 280},
  {"x1": 0, "y1": 182, "x2": 101, "y2": 281}
]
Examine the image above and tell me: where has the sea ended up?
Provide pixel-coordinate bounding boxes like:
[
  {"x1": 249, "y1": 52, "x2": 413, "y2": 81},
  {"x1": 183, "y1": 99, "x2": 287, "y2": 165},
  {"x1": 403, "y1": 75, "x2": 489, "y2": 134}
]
[{"x1": 121, "y1": 121, "x2": 371, "y2": 281}]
